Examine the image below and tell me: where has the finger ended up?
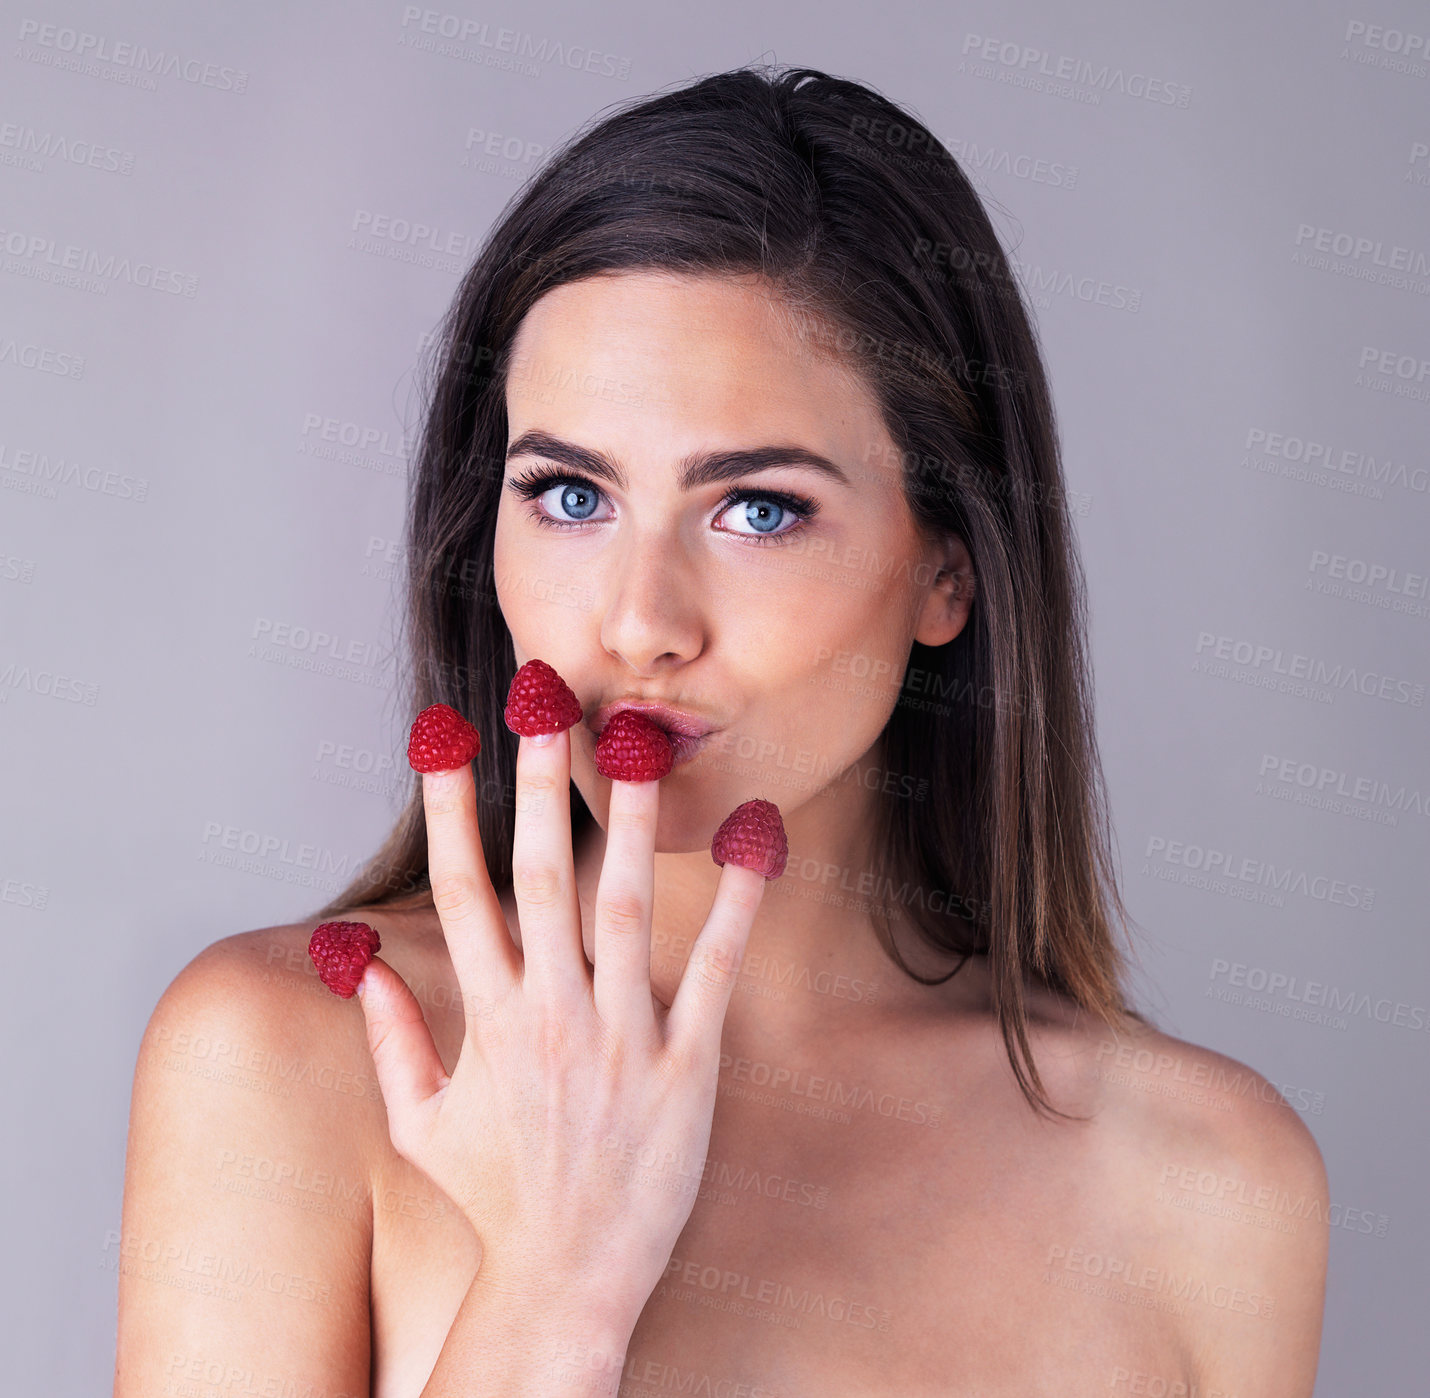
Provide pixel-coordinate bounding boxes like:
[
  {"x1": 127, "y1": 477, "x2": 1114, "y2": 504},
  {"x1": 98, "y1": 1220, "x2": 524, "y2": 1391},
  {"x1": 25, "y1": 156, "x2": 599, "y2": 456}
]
[
  {"x1": 665, "y1": 861, "x2": 765, "y2": 1058},
  {"x1": 509, "y1": 727, "x2": 588, "y2": 1005},
  {"x1": 355, "y1": 957, "x2": 450, "y2": 1154},
  {"x1": 424, "y1": 764, "x2": 521, "y2": 1008},
  {"x1": 591, "y1": 774, "x2": 660, "y2": 1040}
]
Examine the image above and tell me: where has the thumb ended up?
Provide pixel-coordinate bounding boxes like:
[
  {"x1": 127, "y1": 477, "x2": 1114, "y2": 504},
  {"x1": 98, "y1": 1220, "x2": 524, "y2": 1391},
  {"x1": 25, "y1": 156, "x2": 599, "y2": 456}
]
[{"x1": 355, "y1": 955, "x2": 450, "y2": 1145}]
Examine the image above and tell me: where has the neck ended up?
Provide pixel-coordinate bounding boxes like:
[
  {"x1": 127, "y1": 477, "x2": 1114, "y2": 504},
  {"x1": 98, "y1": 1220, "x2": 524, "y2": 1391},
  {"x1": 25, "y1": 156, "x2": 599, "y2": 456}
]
[{"x1": 571, "y1": 751, "x2": 985, "y2": 1044}]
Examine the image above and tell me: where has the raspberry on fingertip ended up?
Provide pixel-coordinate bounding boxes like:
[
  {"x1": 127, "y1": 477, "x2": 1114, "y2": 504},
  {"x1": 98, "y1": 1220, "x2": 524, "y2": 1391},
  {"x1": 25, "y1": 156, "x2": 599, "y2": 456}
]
[
  {"x1": 309, "y1": 920, "x2": 382, "y2": 998},
  {"x1": 408, "y1": 703, "x2": 481, "y2": 772},
  {"x1": 711, "y1": 799, "x2": 788, "y2": 880},
  {"x1": 504, "y1": 659, "x2": 584, "y2": 736},
  {"x1": 595, "y1": 709, "x2": 673, "y2": 781}
]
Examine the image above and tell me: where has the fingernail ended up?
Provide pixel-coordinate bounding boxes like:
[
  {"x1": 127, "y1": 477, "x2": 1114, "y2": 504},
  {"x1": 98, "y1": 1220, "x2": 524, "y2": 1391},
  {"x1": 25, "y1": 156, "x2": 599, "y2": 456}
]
[{"x1": 530, "y1": 731, "x2": 555, "y2": 747}]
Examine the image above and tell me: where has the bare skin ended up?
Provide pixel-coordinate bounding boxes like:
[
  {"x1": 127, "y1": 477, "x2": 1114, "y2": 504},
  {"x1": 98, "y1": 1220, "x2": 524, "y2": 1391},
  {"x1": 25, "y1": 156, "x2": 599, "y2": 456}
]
[{"x1": 115, "y1": 272, "x2": 1328, "y2": 1398}]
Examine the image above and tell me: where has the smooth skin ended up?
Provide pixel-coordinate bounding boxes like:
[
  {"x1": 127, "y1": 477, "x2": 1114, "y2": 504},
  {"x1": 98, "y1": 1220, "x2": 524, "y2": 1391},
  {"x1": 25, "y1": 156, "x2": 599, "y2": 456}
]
[
  {"x1": 114, "y1": 271, "x2": 1327, "y2": 1398},
  {"x1": 355, "y1": 737, "x2": 770, "y2": 1336}
]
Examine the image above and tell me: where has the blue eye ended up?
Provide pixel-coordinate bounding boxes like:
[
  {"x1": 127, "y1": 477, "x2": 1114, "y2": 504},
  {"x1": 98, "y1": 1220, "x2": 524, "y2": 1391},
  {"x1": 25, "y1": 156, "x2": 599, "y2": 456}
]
[
  {"x1": 550, "y1": 481, "x2": 599, "y2": 521},
  {"x1": 504, "y1": 466, "x2": 818, "y2": 547},
  {"x1": 725, "y1": 498, "x2": 790, "y2": 536}
]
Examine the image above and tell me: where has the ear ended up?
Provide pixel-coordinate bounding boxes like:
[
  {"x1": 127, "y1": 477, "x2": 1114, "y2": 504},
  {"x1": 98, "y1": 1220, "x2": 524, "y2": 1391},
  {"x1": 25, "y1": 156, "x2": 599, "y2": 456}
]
[{"x1": 913, "y1": 532, "x2": 975, "y2": 648}]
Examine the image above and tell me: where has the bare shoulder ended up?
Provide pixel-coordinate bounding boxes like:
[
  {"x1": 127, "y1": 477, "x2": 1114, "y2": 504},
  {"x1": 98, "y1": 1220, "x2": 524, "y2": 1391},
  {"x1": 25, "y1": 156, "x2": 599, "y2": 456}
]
[
  {"x1": 1028, "y1": 1003, "x2": 1329, "y2": 1397},
  {"x1": 116, "y1": 906, "x2": 427, "y2": 1394},
  {"x1": 143, "y1": 901, "x2": 459, "y2": 1143},
  {"x1": 143, "y1": 908, "x2": 412, "y2": 1145}
]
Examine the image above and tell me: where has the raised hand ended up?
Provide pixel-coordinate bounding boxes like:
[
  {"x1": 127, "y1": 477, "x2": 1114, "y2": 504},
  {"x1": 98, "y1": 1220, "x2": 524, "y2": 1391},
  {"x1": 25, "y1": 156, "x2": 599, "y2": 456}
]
[{"x1": 334, "y1": 664, "x2": 783, "y2": 1323}]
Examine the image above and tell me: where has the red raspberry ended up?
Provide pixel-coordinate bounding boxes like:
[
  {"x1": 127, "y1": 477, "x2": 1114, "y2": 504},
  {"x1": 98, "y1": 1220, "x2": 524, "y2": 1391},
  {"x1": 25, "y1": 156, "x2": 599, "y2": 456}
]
[
  {"x1": 504, "y1": 658, "x2": 584, "y2": 735},
  {"x1": 710, "y1": 799, "x2": 788, "y2": 880},
  {"x1": 308, "y1": 920, "x2": 381, "y2": 998},
  {"x1": 407, "y1": 702, "x2": 481, "y2": 772},
  {"x1": 594, "y1": 709, "x2": 673, "y2": 781}
]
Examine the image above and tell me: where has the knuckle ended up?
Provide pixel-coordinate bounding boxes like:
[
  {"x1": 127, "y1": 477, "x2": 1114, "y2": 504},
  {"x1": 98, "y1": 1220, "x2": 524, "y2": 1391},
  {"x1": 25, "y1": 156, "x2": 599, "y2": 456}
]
[
  {"x1": 690, "y1": 939, "x2": 741, "y2": 991},
  {"x1": 520, "y1": 768, "x2": 558, "y2": 802},
  {"x1": 660, "y1": 1036, "x2": 704, "y2": 1083},
  {"x1": 511, "y1": 861, "x2": 563, "y2": 909},
  {"x1": 593, "y1": 1020, "x2": 628, "y2": 1075},
  {"x1": 598, "y1": 889, "x2": 647, "y2": 938},
  {"x1": 425, "y1": 785, "x2": 461, "y2": 818},
  {"x1": 431, "y1": 874, "x2": 479, "y2": 921},
  {"x1": 514, "y1": 786, "x2": 547, "y2": 816},
  {"x1": 722, "y1": 872, "x2": 764, "y2": 917},
  {"x1": 531, "y1": 1012, "x2": 571, "y2": 1067},
  {"x1": 608, "y1": 807, "x2": 651, "y2": 842}
]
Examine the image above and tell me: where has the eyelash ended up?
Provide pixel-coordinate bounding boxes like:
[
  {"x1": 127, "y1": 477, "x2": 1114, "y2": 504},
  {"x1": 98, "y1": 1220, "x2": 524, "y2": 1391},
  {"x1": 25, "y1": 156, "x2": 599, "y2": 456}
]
[{"x1": 506, "y1": 466, "x2": 820, "y2": 547}]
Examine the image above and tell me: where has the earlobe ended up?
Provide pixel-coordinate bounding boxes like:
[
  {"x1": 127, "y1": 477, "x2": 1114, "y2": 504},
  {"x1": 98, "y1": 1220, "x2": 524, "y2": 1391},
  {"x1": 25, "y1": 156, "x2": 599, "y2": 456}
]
[{"x1": 915, "y1": 537, "x2": 975, "y2": 648}]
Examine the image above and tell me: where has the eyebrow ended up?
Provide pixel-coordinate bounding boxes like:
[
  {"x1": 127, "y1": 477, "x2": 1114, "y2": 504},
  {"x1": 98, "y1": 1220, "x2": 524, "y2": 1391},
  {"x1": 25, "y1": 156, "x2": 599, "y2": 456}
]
[{"x1": 504, "y1": 429, "x2": 853, "y2": 492}]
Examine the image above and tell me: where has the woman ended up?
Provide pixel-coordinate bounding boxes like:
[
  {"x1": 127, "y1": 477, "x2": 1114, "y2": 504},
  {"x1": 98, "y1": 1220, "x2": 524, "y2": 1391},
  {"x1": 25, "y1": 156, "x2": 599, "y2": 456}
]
[{"x1": 115, "y1": 64, "x2": 1328, "y2": 1397}]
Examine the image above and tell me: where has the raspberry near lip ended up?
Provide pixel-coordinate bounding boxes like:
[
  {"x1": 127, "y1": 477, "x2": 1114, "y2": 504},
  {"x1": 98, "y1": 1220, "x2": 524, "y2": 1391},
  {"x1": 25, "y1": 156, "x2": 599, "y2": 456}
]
[
  {"x1": 710, "y1": 798, "x2": 788, "y2": 880},
  {"x1": 408, "y1": 702, "x2": 481, "y2": 772},
  {"x1": 504, "y1": 659, "x2": 584, "y2": 736},
  {"x1": 594, "y1": 708, "x2": 674, "y2": 781},
  {"x1": 308, "y1": 920, "x2": 381, "y2": 998}
]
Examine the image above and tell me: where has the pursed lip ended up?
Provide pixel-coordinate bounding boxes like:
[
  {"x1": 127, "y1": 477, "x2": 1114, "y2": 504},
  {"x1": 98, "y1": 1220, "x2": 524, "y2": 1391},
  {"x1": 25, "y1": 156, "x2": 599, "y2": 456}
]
[{"x1": 588, "y1": 699, "x2": 719, "y2": 740}]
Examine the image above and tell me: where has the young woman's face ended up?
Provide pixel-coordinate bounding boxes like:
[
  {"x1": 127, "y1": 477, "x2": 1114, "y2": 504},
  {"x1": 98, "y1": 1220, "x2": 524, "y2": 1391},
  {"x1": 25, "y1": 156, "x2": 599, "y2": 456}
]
[{"x1": 495, "y1": 270, "x2": 970, "y2": 847}]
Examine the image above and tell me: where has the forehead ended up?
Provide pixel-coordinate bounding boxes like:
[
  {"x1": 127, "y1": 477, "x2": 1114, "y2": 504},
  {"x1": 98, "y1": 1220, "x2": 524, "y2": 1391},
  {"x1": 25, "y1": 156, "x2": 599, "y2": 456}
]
[{"x1": 503, "y1": 271, "x2": 888, "y2": 464}]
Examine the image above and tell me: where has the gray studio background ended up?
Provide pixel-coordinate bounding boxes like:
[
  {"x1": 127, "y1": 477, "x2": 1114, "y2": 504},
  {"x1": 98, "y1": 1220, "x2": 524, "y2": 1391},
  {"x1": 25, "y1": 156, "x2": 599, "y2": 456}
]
[{"x1": 2, "y1": 0, "x2": 1426, "y2": 1392}]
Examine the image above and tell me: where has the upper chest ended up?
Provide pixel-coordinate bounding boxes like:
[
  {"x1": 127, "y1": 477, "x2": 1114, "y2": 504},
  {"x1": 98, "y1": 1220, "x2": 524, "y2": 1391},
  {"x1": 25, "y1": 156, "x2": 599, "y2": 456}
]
[{"x1": 366, "y1": 1012, "x2": 1197, "y2": 1398}]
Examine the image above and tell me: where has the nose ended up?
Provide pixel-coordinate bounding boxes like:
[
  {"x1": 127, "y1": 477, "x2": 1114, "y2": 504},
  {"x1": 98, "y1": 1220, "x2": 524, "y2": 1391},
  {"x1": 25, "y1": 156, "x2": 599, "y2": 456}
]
[{"x1": 597, "y1": 526, "x2": 706, "y2": 674}]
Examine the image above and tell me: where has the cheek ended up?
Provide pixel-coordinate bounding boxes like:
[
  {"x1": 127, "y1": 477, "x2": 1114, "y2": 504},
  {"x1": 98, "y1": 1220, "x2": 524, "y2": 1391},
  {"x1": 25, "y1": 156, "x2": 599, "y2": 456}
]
[
  {"x1": 800, "y1": 602, "x2": 913, "y2": 718},
  {"x1": 491, "y1": 507, "x2": 535, "y2": 624},
  {"x1": 491, "y1": 506, "x2": 516, "y2": 583}
]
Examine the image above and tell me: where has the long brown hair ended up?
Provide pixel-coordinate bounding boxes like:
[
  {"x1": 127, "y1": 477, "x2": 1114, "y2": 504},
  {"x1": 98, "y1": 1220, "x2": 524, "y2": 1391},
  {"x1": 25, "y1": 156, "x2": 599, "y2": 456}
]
[{"x1": 314, "y1": 62, "x2": 1148, "y2": 1116}]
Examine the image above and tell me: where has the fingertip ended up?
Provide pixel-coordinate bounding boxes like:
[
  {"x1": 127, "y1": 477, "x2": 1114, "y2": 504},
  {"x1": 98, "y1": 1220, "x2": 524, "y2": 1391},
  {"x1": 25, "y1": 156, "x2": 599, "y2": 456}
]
[
  {"x1": 721, "y1": 859, "x2": 769, "y2": 911},
  {"x1": 421, "y1": 764, "x2": 470, "y2": 817},
  {"x1": 354, "y1": 957, "x2": 380, "y2": 1002},
  {"x1": 354, "y1": 953, "x2": 396, "y2": 1007}
]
